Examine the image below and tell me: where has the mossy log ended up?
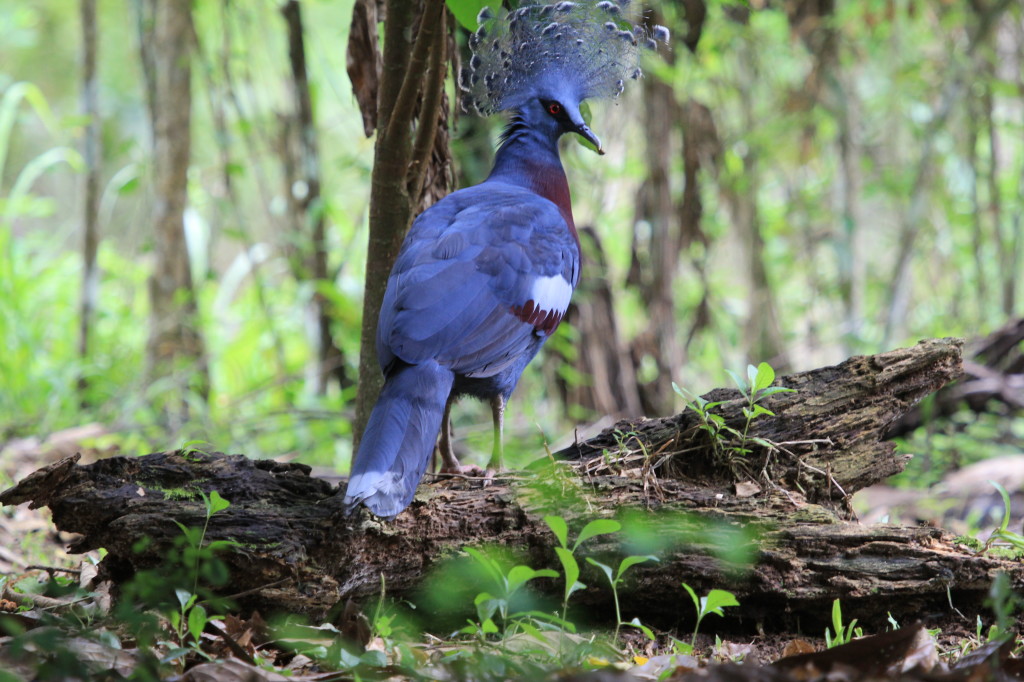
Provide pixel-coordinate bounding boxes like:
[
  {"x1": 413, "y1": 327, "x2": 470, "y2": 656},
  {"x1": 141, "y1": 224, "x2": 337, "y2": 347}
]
[{"x1": 4, "y1": 337, "x2": 1018, "y2": 632}]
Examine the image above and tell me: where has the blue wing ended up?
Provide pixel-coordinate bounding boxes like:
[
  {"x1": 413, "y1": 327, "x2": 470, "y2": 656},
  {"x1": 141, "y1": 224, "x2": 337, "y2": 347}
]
[{"x1": 376, "y1": 181, "x2": 580, "y2": 378}]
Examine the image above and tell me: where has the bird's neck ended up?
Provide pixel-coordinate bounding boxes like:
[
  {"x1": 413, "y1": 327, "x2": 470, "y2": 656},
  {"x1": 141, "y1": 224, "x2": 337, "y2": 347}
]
[{"x1": 487, "y1": 121, "x2": 577, "y2": 239}]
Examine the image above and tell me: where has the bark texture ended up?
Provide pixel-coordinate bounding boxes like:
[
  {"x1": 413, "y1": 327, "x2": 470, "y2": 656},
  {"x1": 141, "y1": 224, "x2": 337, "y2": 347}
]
[
  {"x1": 139, "y1": 0, "x2": 209, "y2": 426},
  {"x1": 353, "y1": 0, "x2": 452, "y2": 447},
  {"x1": 5, "y1": 339, "x2": 1010, "y2": 633}
]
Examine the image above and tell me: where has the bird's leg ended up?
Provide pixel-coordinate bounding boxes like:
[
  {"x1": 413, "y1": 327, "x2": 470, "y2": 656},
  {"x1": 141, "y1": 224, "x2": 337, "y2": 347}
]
[
  {"x1": 488, "y1": 395, "x2": 505, "y2": 471},
  {"x1": 437, "y1": 395, "x2": 487, "y2": 476},
  {"x1": 438, "y1": 394, "x2": 460, "y2": 472}
]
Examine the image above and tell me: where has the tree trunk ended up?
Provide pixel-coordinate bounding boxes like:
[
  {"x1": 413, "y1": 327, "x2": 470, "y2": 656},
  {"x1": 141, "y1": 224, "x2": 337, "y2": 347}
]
[
  {"x1": 883, "y1": 0, "x2": 1014, "y2": 347},
  {"x1": 556, "y1": 227, "x2": 643, "y2": 419},
  {"x1": 139, "y1": 0, "x2": 209, "y2": 429},
  {"x1": 628, "y1": 61, "x2": 684, "y2": 416},
  {"x1": 719, "y1": 41, "x2": 789, "y2": 370},
  {"x1": 3, "y1": 339, "x2": 993, "y2": 633},
  {"x1": 352, "y1": 0, "x2": 451, "y2": 448},
  {"x1": 78, "y1": 0, "x2": 100, "y2": 405},
  {"x1": 280, "y1": 0, "x2": 349, "y2": 396}
]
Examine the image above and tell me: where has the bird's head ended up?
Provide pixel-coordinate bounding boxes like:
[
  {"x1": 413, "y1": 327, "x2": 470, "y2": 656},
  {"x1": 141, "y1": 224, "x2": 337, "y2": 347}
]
[
  {"x1": 523, "y1": 80, "x2": 603, "y2": 154},
  {"x1": 460, "y1": 1, "x2": 669, "y2": 155}
]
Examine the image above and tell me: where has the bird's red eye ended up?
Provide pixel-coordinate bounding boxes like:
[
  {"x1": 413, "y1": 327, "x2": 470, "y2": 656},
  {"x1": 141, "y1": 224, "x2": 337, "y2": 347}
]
[{"x1": 547, "y1": 102, "x2": 562, "y2": 115}]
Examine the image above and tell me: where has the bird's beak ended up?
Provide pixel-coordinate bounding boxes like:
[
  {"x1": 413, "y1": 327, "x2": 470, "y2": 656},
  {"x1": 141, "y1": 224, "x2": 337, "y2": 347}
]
[{"x1": 574, "y1": 123, "x2": 604, "y2": 155}]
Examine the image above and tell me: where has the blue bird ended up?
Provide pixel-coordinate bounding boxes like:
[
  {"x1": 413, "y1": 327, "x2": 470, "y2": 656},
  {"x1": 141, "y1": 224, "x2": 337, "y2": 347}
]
[{"x1": 343, "y1": 1, "x2": 669, "y2": 518}]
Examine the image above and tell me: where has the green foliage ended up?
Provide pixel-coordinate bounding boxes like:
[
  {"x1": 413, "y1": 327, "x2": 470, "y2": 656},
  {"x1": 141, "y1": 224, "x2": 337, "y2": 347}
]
[
  {"x1": 445, "y1": 0, "x2": 490, "y2": 30},
  {"x1": 120, "y1": 490, "x2": 237, "y2": 630},
  {"x1": 585, "y1": 553, "x2": 658, "y2": 640},
  {"x1": 544, "y1": 515, "x2": 621, "y2": 626},
  {"x1": 978, "y1": 482, "x2": 1024, "y2": 556},
  {"x1": 824, "y1": 599, "x2": 862, "y2": 648},
  {"x1": 983, "y1": 572, "x2": 1020, "y2": 644},
  {"x1": 673, "y1": 362, "x2": 794, "y2": 467},
  {"x1": 677, "y1": 583, "x2": 740, "y2": 653},
  {"x1": 459, "y1": 546, "x2": 560, "y2": 639}
]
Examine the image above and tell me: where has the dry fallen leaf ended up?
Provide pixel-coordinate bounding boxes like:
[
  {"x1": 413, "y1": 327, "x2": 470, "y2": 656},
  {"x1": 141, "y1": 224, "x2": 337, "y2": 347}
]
[
  {"x1": 735, "y1": 481, "x2": 762, "y2": 498},
  {"x1": 781, "y1": 639, "x2": 816, "y2": 658}
]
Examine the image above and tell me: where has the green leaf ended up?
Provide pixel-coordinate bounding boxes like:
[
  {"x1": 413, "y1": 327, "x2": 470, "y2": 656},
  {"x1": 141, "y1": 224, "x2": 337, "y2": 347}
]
[
  {"x1": 991, "y1": 481, "x2": 1012, "y2": 534},
  {"x1": 626, "y1": 617, "x2": 656, "y2": 640},
  {"x1": 481, "y1": 617, "x2": 499, "y2": 634},
  {"x1": 206, "y1": 490, "x2": 231, "y2": 516},
  {"x1": 445, "y1": 0, "x2": 490, "y2": 30},
  {"x1": 703, "y1": 589, "x2": 739, "y2": 615},
  {"x1": 681, "y1": 582, "x2": 700, "y2": 614},
  {"x1": 544, "y1": 515, "x2": 569, "y2": 549},
  {"x1": 473, "y1": 591, "x2": 499, "y2": 623},
  {"x1": 465, "y1": 547, "x2": 504, "y2": 587},
  {"x1": 574, "y1": 519, "x2": 621, "y2": 550},
  {"x1": 554, "y1": 547, "x2": 579, "y2": 603},
  {"x1": 673, "y1": 639, "x2": 694, "y2": 655},
  {"x1": 759, "y1": 386, "x2": 796, "y2": 397},
  {"x1": 586, "y1": 557, "x2": 614, "y2": 585},
  {"x1": 616, "y1": 554, "x2": 658, "y2": 582},
  {"x1": 726, "y1": 369, "x2": 746, "y2": 392},
  {"x1": 506, "y1": 565, "x2": 558, "y2": 595},
  {"x1": 512, "y1": 609, "x2": 577, "y2": 632},
  {"x1": 175, "y1": 589, "x2": 195, "y2": 609},
  {"x1": 754, "y1": 362, "x2": 775, "y2": 391},
  {"x1": 360, "y1": 649, "x2": 388, "y2": 667},
  {"x1": 831, "y1": 599, "x2": 843, "y2": 634},
  {"x1": 187, "y1": 603, "x2": 208, "y2": 642}
]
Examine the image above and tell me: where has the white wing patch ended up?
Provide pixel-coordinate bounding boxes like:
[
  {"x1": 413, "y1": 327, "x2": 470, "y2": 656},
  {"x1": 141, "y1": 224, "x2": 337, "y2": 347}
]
[
  {"x1": 531, "y1": 275, "x2": 573, "y2": 316},
  {"x1": 511, "y1": 275, "x2": 574, "y2": 335}
]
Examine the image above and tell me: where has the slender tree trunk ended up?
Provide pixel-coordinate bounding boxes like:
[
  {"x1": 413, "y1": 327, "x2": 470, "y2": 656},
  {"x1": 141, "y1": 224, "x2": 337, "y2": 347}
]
[
  {"x1": 629, "y1": 70, "x2": 683, "y2": 415},
  {"x1": 967, "y1": 86, "x2": 988, "y2": 323},
  {"x1": 883, "y1": 0, "x2": 1013, "y2": 346},
  {"x1": 139, "y1": 0, "x2": 209, "y2": 430},
  {"x1": 832, "y1": 69, "x2": 863, "y2": 354},
  {"x1": 353, "y1": 0, "x2": 450, "y2": 447},
  {"x1": 720, "y1": 42, "x2": 789, "y2": 369},
  {"x1": 281, "y1": 0, "x2": 348, "y2": 396},
  {"x1": 983, "y1": 47, "x2": 1011, "y2": 319},
  {"x1": 78, "y1": 0, "x2": 100, "y2": 406}
]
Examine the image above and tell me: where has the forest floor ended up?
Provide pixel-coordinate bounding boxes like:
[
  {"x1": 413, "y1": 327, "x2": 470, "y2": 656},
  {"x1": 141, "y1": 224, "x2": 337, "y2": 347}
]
[{"x1": 1, "y1": 424, "x2": 1023, "y2": 681}]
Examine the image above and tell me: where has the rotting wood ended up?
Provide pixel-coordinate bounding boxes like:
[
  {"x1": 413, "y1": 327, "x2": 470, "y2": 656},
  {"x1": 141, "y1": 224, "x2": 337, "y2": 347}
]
[{"x1": 5, "y1": 337, "x2": 1017, "y2": 632}]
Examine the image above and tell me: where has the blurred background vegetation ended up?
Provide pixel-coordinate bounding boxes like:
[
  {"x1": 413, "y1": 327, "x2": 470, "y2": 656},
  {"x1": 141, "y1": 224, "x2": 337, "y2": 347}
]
[{"x1": 0, "y1": 0, "x2": 1021, "y2": 497}]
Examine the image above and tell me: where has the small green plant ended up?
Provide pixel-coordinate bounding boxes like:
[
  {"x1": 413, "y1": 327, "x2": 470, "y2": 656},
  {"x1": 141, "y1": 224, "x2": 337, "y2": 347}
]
[
  {"x1": 673, "y1": 362, "x2": 795, "y2": 465},
  {"x1": 158, "y1": 491, "x2": 235, "y2": 666},
  {"x1": 172, "y1": 490, "x2": 233, "y2": 596},
  {"x1": 676, "y1": 583, "x2": 740, "y2": 654},
  {"x1": 983, "y1": 572, "x2": 1021, "y2": 643},
  {"x1": 727, "y1": 362, "x2": 796, "y2": 455},
  {"x1": 586, "y1": 554, "x2": 658, "y2": 641},
  {"x1": 824, "y1": 599, "x2": 863, "y2": 648},
  {"x1": 543, "y1": 515, "x2": 621, "y2": 627},
  {"x1": 983, "y1": 482, "x2": 1024, "y2": 554},
  {"x1": 458, "y1": 547, "x2": 560, "y2": 640}
]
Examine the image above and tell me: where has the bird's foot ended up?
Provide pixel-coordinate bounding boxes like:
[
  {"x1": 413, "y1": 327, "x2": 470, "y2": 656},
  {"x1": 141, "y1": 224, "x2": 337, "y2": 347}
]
[{"x1": 437, "y1": 463, "x2": 492, "y2": 479}]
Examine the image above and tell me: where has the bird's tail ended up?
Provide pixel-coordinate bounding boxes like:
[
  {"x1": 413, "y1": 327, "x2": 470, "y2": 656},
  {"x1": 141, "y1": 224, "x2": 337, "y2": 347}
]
[{"x1": 342, "y1": 360, "x2": 454, "y2": 519}]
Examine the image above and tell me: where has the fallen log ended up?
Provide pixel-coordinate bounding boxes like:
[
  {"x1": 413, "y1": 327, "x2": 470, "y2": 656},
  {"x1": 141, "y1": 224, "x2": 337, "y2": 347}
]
[{"x1": 5, "y1": 337, "x2": 1018, "y2": 632}]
